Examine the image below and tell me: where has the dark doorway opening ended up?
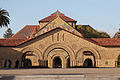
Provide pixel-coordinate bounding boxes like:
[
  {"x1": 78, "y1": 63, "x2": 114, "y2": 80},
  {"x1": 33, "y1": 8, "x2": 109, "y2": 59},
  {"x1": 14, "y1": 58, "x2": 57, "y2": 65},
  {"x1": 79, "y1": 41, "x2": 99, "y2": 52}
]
[
  {"x1": 8, "y1": 60, "x2": 12, "y2": 68},
  {"x1": 83, "y1": 58, "x2": 93, "y2": 67},
  {"x1": 117, "y1": 55, "x2": 120, "y2": 67},
  {"x1": 15, "y1": 60, "x2": 19, "y2": 68},
  {"x1": 23, "y1": 59, "x2": 32, "y2": 68},
  {"x1": 53, "y1": 57, "x2": 62, "y2": 68}
]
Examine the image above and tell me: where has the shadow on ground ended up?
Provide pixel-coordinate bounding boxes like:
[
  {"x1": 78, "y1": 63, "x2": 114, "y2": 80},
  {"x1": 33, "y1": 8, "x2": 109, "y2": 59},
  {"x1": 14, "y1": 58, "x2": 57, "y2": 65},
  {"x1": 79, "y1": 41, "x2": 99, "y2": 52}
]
[{"x1": 0, "y1": 76, "x2": 15, "y2": 80}]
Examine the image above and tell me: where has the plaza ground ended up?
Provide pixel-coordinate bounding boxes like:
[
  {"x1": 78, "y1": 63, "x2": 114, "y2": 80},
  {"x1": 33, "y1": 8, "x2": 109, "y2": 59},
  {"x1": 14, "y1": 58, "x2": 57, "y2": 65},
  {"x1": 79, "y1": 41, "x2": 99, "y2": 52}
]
[{"x1": 0, "y1": 68, "x2": 120, "y2": 80}]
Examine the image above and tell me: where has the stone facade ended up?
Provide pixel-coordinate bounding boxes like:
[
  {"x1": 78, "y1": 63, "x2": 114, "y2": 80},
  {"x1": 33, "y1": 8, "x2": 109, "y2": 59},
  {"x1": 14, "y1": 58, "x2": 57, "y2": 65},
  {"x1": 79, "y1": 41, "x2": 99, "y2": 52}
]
[{"x1": 0, "y1": 11, "x2": 120, "y2": 68}]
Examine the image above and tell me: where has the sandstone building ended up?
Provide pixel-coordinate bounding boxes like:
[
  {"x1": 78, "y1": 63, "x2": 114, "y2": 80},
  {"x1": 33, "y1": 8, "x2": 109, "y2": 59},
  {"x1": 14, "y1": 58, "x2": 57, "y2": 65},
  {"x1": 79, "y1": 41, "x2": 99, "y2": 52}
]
[{"x1": 0, "y1": 10, "x2": 120, "y2": 68}]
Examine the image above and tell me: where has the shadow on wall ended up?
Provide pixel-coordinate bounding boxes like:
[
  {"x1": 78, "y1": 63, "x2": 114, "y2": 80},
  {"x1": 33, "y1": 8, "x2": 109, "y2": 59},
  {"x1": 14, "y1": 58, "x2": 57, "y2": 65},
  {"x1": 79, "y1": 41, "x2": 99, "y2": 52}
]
[
  {"x1": 0, "y1": 47, "x2": 23, "y2": 69},
  {"x1": 0, "y1": 76, "x2": 15, "y2": 80}
]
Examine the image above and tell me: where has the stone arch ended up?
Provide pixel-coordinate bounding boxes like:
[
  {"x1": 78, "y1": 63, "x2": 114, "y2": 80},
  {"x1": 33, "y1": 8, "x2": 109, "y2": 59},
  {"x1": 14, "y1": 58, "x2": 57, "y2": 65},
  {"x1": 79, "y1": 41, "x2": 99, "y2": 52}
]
[
  {"x1": 21, "y1": 47, "x2": 43, "y2": 60},
  {"x1": 21, "y1": 47, "x2": 43, "y2": 67},
  {"x1": 43, "y1": 43, "x2": 76, "y2": 67},
  {"x1": 76, "y1": 47, "x2": 101, "y2": 67},
  {"x1": 43, "y1": 43, "x2": 75, "y2": 61},
  {"x1": 76, "y1": 47, "x2": 101, "y2": 60}
]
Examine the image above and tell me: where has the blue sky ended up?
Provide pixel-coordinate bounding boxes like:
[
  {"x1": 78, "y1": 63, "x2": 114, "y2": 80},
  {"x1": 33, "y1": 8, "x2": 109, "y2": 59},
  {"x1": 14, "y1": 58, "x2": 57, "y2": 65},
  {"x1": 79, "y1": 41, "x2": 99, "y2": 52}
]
[{"x1": 0, "y1": 0, "x2": 120, "y2": 38}]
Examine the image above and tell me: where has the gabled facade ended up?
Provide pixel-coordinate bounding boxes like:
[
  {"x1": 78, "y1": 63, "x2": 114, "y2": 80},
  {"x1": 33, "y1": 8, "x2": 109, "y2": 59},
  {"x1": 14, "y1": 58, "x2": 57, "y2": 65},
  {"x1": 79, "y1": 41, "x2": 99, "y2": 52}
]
[{"x1": 0, "y1": 11, "x2": 120, "y2": 68}]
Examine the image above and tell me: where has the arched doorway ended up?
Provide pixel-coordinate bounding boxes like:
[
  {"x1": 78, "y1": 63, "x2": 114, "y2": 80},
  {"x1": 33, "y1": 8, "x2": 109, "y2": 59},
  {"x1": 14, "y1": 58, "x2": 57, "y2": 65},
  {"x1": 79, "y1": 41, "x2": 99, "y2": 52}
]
[
  {"x1": 83, "y1": 58, "x2": 93, "y2": 67},
  {"x1": 22, "y1": 51, "x2": 40, "y2": 68},
  {"x1": 53, "y1": 57, "x2": 62, "y2": 68},
  {"x1": 83, "y1": 51, "x2": 96, "y2": 67},
  {"x1": 23, "y1": 59, "x2": 32, "y2": 68}
]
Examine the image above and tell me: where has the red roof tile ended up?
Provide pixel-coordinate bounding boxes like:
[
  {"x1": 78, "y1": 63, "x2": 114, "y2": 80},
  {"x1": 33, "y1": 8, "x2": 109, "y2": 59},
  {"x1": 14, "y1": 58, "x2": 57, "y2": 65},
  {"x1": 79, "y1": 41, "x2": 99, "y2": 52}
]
[
  {"x1": 11, "y1": 25, "x2": 40, "y2": 39},
  {"x1": 39, "y1": 11, "x2": 76, "y2": 22},
  {"x1": 0, "y1": 38, "x2": 26, "y2": 46},
  {"x1": 1, "y1": 27, "x2": 120, "y2": 47},
  {"x1": 91, "y1": 38, "x2": 120, "y2": 46}
]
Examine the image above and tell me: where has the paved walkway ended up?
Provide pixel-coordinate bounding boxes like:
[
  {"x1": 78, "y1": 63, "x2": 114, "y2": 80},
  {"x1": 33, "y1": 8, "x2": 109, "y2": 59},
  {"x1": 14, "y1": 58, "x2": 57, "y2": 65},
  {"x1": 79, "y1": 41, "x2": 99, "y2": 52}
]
[{"x1": 0, "y1": 68, "x2": 120, "y2": 80}]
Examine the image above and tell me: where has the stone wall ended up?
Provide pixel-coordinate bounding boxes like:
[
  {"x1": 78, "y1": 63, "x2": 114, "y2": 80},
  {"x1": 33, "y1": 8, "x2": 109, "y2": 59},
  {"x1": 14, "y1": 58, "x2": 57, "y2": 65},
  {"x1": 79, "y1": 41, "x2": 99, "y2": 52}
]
[{"x1": 0, "y1": 29, "x2": 120, "y2": 68}]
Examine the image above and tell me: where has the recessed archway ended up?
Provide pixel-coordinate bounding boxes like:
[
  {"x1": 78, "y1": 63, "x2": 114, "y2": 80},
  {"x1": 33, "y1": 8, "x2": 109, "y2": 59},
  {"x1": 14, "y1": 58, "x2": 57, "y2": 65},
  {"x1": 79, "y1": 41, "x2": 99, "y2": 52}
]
[
  {"x1": 83, "y1": 58, "x2": 93, "y2": 67},
  {"x1": 21, "y1": 51, "x2": 40, "y2": 68},
  {"x1": 53, "y1": 57, "x2": 62, "y2": 68},
  {"x1": 23, "y1": 59, "x2": 32, "y2": 68},
  {"x1": 76, "y1": 47, "x2": 100, "y2": 67},
  {"x1": 21, "y1": 47, "x2": 42, "y2": 68},
  {"x1": 43, "y1": 43, "x2": 75, "y2": 68}
]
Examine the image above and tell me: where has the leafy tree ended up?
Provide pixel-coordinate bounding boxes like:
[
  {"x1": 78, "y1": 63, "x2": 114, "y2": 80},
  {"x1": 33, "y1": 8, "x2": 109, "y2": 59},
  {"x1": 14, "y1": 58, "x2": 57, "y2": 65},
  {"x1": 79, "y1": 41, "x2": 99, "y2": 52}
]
[
  {"x1": 113, "y1": 29, "x2": 120, "y2": 38},
  {"x1": 3, "y1": 28, "x2": 14, "y2": 38},
  {"x1": 0, "y1": 8, "x2": 10, "y2": 28},
  {"x1": 76, "y1": 25, "x2": 110, "y2": 38},
  {"x1": 98, "y1": 31, "x2": 110, "y2": 38}
]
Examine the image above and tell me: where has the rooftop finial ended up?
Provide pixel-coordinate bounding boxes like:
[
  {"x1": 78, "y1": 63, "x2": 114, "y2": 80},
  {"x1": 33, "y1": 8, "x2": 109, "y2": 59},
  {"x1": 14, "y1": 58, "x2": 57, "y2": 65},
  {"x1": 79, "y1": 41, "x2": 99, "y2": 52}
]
[
  {"x1": 52, "y1": 10, "x2": 62, "y2": 15},
  {"x1": 56, "y1": 10, "x2": 60, "y2": 16},
  {"x1": 56, "y1": 10, "x2": 60, "y2": 14}
]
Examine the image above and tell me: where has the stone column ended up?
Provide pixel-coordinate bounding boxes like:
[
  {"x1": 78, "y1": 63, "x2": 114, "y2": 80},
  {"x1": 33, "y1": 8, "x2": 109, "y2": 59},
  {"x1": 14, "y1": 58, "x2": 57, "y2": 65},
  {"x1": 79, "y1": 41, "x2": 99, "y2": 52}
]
[
  {"x1": 62, "y1": 59, "x2": 66, "y2": 68},
  {"x1": 0, "y1": 60, "x2": 2, "y2": 68},
  {"x1": 11, "y1": 60, "x2": 16, "y2": 68},
  {"x1": 2, "y1": 60, "x2": 5, "y2": 68}
]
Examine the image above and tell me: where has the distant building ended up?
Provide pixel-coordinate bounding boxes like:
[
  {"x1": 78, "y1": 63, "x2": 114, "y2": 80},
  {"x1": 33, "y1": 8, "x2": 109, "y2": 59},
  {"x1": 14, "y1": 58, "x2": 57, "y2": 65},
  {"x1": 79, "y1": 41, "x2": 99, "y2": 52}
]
[{"x1": 0, "y1": 10, "x2": 120, "y2": 68}]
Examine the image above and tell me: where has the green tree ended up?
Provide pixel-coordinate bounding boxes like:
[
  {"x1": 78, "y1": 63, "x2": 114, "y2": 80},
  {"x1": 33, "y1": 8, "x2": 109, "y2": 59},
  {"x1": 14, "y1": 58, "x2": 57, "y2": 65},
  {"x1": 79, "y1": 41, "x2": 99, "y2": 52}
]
[
  {"x1": 0, "y1": 8, "x2": 10, "y2": 27},
  {"x1": 98, "y1": 31, "x2": 110, "y2": 38},
  {"x1": 113, "y1": 29, "x2": 120, "y2": 38},
  {"x1": 3, "y1": 28, "x2": 14, "y2": 38},
  {"x1": 76, "y1": 25, "x2": 110, "y2": 38}
]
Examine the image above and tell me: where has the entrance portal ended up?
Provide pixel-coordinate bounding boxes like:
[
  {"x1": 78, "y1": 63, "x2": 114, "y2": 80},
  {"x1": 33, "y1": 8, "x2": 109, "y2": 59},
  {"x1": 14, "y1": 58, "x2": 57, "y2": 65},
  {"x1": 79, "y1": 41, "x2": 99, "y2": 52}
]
[
  {"x1": 83, "y1": 58, "x2": 93, "y2": 67},
  {"x1": 53, "y1": 57, "x2": 62, "y2": 68},
  {"x1": 23, "y1": 59, "x2": 32, "y2": 68}
]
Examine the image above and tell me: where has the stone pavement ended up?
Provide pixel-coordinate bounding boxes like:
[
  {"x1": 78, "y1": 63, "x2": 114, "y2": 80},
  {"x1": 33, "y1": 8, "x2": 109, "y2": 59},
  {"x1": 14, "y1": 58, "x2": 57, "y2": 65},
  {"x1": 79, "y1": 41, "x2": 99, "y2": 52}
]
[{"x1": 0, "y1": 68, "x2": 120, "y2": 80}]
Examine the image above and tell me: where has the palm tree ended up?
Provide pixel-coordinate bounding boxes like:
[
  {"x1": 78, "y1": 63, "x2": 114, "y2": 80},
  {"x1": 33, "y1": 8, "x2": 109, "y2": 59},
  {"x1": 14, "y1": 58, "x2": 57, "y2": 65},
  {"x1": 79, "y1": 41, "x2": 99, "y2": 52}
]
[{"x1": 0, "y1": 8, "x2": 10, "y2": 28}]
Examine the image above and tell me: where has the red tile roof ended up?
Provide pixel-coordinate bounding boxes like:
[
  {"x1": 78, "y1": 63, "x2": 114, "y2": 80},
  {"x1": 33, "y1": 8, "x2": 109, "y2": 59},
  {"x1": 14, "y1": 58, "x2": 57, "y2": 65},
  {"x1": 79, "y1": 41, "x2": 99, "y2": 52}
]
[
  {"x1": 10, "y1": 25, "x2": 40, "y2": 39},
  {"x1": 1, "y1": 26, "x2": 120, "y2": 47},
  {"x1": 0, "y1": 38, "x2": 26, "y2": 46},
  {"x1": 39, "y1": 11, "x2": 76, "y2": 22},
  {"x1": 91, "y1": 38, "x2": 120, "y2": 46}
]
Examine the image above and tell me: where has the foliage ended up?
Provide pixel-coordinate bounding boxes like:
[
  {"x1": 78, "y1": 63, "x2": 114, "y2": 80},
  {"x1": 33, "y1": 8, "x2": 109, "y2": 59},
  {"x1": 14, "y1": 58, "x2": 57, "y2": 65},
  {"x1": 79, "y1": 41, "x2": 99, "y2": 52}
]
[
  {"x1": 3, "y1": 28, "x2": 14, "y2": 38},
  {"x1": 113, "y1": 29, "x2": 120, "y2": 38},
  {"x1": 76, "y1": 25, "x2": 110, "y2": 38},
  {"x1": 0, "y1": 8, "x2": 10, "y2": 27}
]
